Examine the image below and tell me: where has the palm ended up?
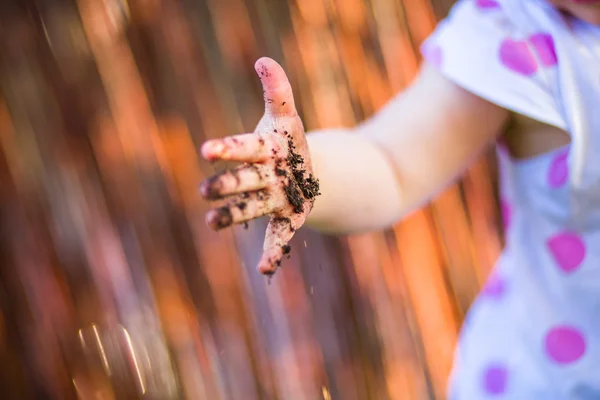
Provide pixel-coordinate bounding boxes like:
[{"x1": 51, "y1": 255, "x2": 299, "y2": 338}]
[{"x1": 199, "y1": 57, "x2": 319, "y2": 276}]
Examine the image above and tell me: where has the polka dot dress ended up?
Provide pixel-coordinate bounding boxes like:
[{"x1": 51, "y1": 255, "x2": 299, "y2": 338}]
[{"x1": 423, "y1": 1, "x2": 600, "y2": 398}]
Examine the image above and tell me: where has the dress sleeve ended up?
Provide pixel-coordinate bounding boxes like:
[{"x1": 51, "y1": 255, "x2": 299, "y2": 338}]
[{"x1": 420, "y1": 0, "x2": 566, "y2": 130}]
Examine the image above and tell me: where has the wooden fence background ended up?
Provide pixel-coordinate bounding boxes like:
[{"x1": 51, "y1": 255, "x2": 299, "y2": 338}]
[{"x1": 0, "y1": 0, "x2": 503, "y2": 398}]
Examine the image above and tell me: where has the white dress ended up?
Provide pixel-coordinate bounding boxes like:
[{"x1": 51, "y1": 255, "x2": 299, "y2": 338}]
[{"x1": 422, "y1": 0, "x2": 600, "y2": 397}]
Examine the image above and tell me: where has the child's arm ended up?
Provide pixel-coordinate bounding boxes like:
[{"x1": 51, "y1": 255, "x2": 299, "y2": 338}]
[
  {"x1": 199, "y1": 57, "x2": 508, "y2": 274},
  {"x1": 306, "y1": 62, "x2": 509, "y2": 233}
]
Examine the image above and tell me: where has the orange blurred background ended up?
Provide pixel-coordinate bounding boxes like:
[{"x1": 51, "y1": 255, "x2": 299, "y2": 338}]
[{"x1": 0, "y1": 0, "x2": 504, "y2": 398}]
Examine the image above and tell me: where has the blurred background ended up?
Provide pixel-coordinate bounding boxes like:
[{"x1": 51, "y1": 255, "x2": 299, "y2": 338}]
[{"x1": 0, "y1": 0, "x2": 504, "y2": 398}]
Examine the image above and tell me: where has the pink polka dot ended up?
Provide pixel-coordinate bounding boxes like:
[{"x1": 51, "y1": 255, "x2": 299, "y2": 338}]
[
  {"x1": 482, "y1": 274, "x2": 506, "y2": 299},
  {"x1": 546, "y1": 232, "x2": 586, "y2": 273},
  {"x1": 500, "y1": 199, "x2": 512, "y2": 231},
  {"x1": 545, "y1": 326, "x2": 586, "y2": 364},
  {"x1": 529, "y1": 33, "x2": 558, "y2": 67},
  {"x1": 547, "y1": 151, "x2": 569, "y2": 188},
  {"x1": 482, "y1": 363, "x2": 508, "y2": 395},
  {"x1": 499, "y1": 39, "x2": 538, "y2": 76},
  {"x1": 475, "y1": 0, "x2": 501, "y2": 9},
  {"x1": 422, "y1": 42, "x2": 443, "y2": 68}
]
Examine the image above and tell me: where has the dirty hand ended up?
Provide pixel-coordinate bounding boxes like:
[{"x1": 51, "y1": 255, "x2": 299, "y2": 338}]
[{"x1": 199, "y1": 57, "x2": 320, "y2": 276}]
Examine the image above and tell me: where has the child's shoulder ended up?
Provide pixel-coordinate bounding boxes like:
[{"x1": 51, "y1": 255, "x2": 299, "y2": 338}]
[{"x1": 444, "y1": 0, "x2": 562, "y2": 32}]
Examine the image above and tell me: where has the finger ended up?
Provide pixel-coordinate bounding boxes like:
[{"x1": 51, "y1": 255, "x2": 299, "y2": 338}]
[
  {"x1": 201, "y1": 133, "x2": 280, "y2": 163},
  {"x1": 199, "y1": 164, "x2": 275, "y2": 200},
  {"x1": 254, "y1": 57, "x2": 297, "y2": 117},
  {"x1": 257, "y1": 215, "x2": 300, "y2": 276},
  {"x1": 205, "y1": 190, "x2": 282, "y2": 231}
]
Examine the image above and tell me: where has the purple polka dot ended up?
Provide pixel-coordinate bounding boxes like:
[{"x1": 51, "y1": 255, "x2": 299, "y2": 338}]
[
  {"x1": 422, "y1": 42, "x2": 443, "y2": 68},
  {"x1": 475, "y1": 0, "x2": 501, "y2": 9},
  {"x1": 547, "y1": 150, "x2": 569, "y2": 188},
  {"x1": 546, "y1": 232, "x2": 586, "y2": 273},
  {"x1": 482, "y1": 364, "x2": 508, "y2": 395},
  {"x1": 529, "y1": 33, "x2": 558, "y2": 67},
  {"x1": 500, "y1": 199, "x2": 512, "y2": 231},
  {"x1": 545, "y1": 326, "x2": 586, "y2": 364},
  {"x1": 482, "y1": 274, "x2": 506, "y2": 299},
  {"x1": 499, "y1": 39, "x2": 538, "y2": 76}
]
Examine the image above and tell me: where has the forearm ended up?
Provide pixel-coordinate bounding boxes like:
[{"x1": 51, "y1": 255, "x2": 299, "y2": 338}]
[
  {"x1": 305, "y1": 129, "x2": 406, "y2": 234},
  {"x1": 305, "y1": 65, "x2": 508, "y2": 235}
]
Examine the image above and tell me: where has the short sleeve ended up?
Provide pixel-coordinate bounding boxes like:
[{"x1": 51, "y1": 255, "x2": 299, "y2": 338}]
[{"x1": 421, "y1": 0, "x2": 566, "y2": 130}]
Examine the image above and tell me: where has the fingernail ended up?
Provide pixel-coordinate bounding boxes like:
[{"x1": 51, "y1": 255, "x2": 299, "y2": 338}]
[
  {"x1": 201, "y1": 140, "x2": 225, "y2": 160},
  {"x1": 213, "y1": 141, "x2": 225, "y2": 153}
]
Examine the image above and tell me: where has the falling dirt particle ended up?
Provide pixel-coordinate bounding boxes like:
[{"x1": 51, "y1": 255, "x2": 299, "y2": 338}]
[
  {"x1": 264, "y1": 269, "x2": 275, "y2": 284},
  {"x1": 274, "y1": 129, "x2": 277, "y2": 133},
  {"x1": 282, "y1": 244, "x2": 291, "y2": 255},
  {"x1": 243, "y1": 222, "x2": 248, "y2": 229},
  {"x1": 282, "y1": 101, "x2": 286, "y2": 106}
]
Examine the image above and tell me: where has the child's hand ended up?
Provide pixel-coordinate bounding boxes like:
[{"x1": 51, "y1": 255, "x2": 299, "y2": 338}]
[{"x1": 199, "y1": 57, "x2": 319, "y2": 276}]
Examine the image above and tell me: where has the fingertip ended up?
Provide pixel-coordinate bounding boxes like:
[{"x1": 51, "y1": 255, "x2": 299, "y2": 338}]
[
  {"x1": 198, "y1": 180, "x2": 211, "y2": 199},
  {"x1": 200, "y1": 140, "x2": 224, "y2": 161},
  {"x1": 254, "y1": 59, "x2": 296, "y2": 115},
  {"x1": 200, "y1": 142, "x2": 211, "y2": 160},
  {"x1": 257, "y1": 250, "x2": 283, "y2": 276},
  {"x1": 254, "y1": 57, "x2": 269, "y2": 70},
  {"x1": 257, "y1": 263, "x2": 277, "y2": 276},
  {"x1": 206, "y1": 207, "x2": 232, "y2": 231},
  {"x1": 205, "y1": 209, "x2": 219, "y2": 230},
  {"x1": 254, "y1": 57, "x2": 278, "y2": 74},
  {"x1": 254, "y1": 57, "x2": 287, "y2": 85}
]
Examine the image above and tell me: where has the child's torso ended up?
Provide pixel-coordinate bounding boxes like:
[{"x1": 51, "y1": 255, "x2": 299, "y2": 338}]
[{"x1": 432, "y1": 0, "x2": 600, "y2": 396}]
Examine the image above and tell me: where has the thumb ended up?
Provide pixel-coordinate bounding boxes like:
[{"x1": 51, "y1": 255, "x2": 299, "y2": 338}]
[{"x1": 255, "y1": 57, "x2": 297, "y2": 117}]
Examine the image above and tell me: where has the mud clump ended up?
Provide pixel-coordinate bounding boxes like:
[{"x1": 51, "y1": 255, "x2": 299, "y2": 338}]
[
  {"x1": 272, "y1": 216, "x2": 294, "y2": 232},
  {"x1": 275, "y1": 165, "x2": 286, "y2": 177},
  {"x1": 283, "y1": 179, "x2": 305, "y2": 213},
  {"x1": 282, "y1": 138, "x2": 321, "y2": 214}
]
